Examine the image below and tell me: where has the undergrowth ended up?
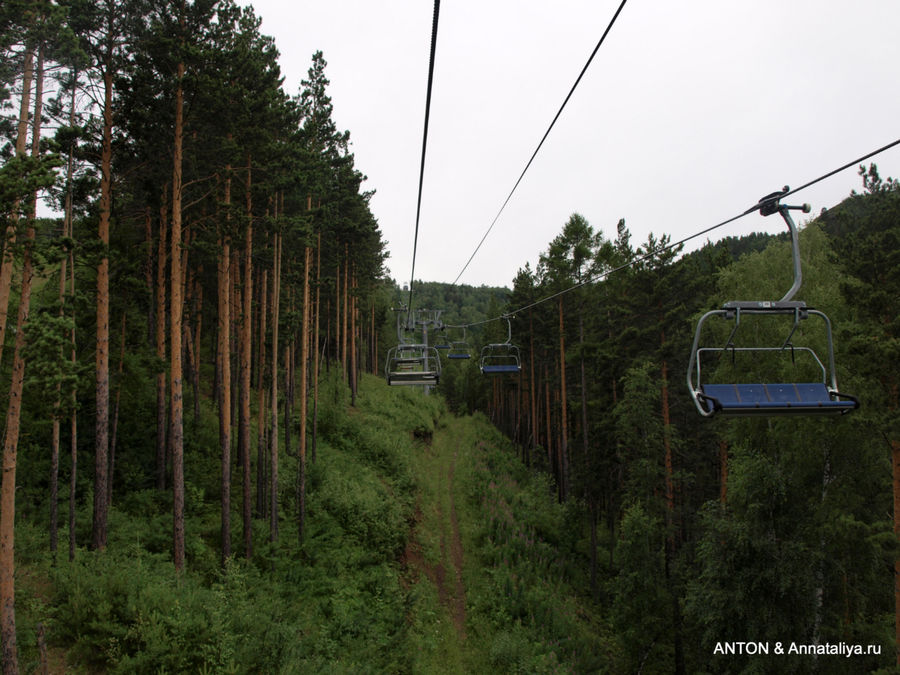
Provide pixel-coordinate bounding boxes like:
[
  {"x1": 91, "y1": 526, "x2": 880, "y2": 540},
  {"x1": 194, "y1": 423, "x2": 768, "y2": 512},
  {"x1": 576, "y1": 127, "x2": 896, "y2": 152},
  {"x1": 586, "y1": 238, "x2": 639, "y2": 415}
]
[
  {"x1": 14, "y1": 371, "x2": 440, "y2": 673},
  {"x1": 458, "y1": 416, "x2": 611, "y2": 674},
  {"x1": 13, "y1": 373, "x2": 609, "y2": 673}
]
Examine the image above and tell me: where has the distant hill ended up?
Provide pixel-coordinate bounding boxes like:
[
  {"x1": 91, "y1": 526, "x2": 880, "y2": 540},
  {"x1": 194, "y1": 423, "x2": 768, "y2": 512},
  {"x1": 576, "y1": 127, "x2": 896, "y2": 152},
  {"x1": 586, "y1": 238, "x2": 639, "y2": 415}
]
[{"x1": 391, "y1": 280, "x2": 510, "y2": 327}]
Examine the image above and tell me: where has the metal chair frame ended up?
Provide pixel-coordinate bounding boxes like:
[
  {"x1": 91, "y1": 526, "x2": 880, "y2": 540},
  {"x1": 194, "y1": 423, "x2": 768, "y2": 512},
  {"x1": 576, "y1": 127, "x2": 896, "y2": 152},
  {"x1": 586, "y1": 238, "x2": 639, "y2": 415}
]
[{"x1": 686, "y1": 189, "x2": 858, "y2": 417}]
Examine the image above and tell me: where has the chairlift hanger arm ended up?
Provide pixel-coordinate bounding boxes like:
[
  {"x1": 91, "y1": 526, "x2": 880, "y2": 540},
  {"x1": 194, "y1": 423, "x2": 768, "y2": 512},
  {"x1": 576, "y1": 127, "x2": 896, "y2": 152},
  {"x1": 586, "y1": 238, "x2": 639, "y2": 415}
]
[{"x1": 753, "y1": 187, "x2": 811, "y2": 303}]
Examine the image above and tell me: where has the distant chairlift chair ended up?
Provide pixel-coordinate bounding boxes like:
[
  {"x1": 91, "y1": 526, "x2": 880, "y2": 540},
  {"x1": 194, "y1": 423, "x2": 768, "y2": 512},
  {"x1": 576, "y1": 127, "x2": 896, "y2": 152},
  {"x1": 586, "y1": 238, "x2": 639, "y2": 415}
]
[
  {"x1": 434, "y1": 327, "x2": 451, "y2": 351},
  {"x1": 686, "y1": 188, "x2": 858, "y2": 417},
  {"x1": 447, "y1": 326, "x2": 472, "y2": 360},
  {"x1": 385, "y1": 311, "x2": 441, "y2": 386}
]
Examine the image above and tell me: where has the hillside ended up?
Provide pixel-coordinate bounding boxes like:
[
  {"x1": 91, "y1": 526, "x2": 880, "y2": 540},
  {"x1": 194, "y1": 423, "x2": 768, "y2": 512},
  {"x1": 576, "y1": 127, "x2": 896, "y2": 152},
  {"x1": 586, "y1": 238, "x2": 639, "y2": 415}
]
[{"x1": 13, "y1": 372, "x2": 607, "y2": 672}]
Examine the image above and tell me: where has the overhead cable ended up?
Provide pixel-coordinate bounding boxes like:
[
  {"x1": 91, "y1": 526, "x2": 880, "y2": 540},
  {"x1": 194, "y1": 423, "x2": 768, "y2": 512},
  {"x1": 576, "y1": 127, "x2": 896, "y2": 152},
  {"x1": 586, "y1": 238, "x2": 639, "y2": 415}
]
[
  {"x1": 407, "y1": 0, "x2": 441, "y2": 319},
  {"x1": 459, "y1": 136, "x2": 900, "y2": 328},
  {"x1": 451, "y1": 0, "x2": 630, "y2": 286}
]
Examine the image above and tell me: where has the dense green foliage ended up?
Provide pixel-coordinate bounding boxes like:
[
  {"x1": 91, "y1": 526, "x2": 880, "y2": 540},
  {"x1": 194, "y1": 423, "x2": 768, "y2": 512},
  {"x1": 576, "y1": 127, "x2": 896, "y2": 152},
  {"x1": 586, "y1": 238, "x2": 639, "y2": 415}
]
[{"x1": 455, "y1": 170, "x2": 900, "y2": 673}]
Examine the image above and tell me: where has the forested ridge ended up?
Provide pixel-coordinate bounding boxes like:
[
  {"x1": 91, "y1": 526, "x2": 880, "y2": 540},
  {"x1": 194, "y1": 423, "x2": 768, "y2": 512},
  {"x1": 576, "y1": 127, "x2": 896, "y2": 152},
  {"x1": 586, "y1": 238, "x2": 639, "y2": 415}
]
[{"x1": 3, "y1": 0, "x2": 900, "y2": 673}]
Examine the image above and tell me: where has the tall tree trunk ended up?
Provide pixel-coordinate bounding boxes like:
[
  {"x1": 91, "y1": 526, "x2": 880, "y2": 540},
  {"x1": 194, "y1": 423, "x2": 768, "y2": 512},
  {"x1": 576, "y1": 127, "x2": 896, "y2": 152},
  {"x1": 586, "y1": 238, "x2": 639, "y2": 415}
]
[
  {"x1": 298, "y1": 246, "x2": 311, "y2": 541},
  {"x1": 256, "y1": 268, "x2": 268, "y2": 516},
  {"x1": 350, "y1": 273, "x2": 357, "y2": 406},
  {"x1": 217, "y1": 226, "x2": 232, "y2": 563},
  {"x1": 218, "y1": 169, "x2": 233, "y2": 563},
  {"x1": 144, "y1": 207, "x2": 154, "y2": 347},
  {"x1": 240, "y1": 159, "x2": 253, "y2": 558},
  {"x1": 369, "y1": 302, "x2": 374, "y2": 375},
  {"x1": 544, "y1": 364, "x2": 552, "y2": 469},
  {"x1": 528, "y1": 311, "x2": 537, "y2": 455},
  {"x1": 67, "y1": 226, "x2": 77, "y2": 563},
  {"x1": 0, "y1": 223, "x2": 35, "y2": 675},
  {"x1": 311, "y1": 232, "x2": 321, "y2": 464},
  {"x1": 371, "y1": 304, "x2": 377, "y2": 376},
  {"x1": 50, "y1": 360, "x2": 61, "y2": 552},
  {"x1": 230, "y1": 248, "x2": 240, "y2": 436},
  {"x1": 579, "y1": 313, "x2": 589, "y2": 466},
  {"x1": 342, "y1": 245, "x2": 349, "y2": 379},
  {"x1": 170, "y1": 61, "x2": 186, "y2": 572},
  {"x1": 1, "y1": 48, "x2": 43, "y2": 670},
  {"x1": 325, "y1": 298, "x2": 331, "y2": 373},
  {"x1": 270, "y1": 231, "x2": 281, "y2": 543},
  {"x1": 192, "y1": 274, "x2": 202, "y2": 422},
  {"x1": 334, "y1": 259, "x2": 340, "y2": 370},
  {"x1": 54, "y1": 73, "x2": 78, "y2": 557},
  {"x1": 156, "y1": 187, "x2": 168, "y2": 490},
  {"x1": 557, "y1": 297, "x2": 569, "y2": 502},
  {"x1": 108, "y1": 313, "x2": 126, "y2": 508},
  {"x1": 284, "y1": 331, "x2": 293, "y2": 457},
  {"x1": 578, "y1": 310, "x2": 598, "y2": 597},
  {"x1": 91, "y1": 57, "x2": 115, "y2": 552},
  {"x1": 183, "y1": 267, "x2": 195, "y2": 425}
]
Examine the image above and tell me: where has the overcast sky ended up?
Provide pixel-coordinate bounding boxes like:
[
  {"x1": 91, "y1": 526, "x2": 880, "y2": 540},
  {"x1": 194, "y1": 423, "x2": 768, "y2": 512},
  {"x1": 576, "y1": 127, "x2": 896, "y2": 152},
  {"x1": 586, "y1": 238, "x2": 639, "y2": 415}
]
[{"x1": 237, "y1": 0, "x2": 900, "y2": 289}]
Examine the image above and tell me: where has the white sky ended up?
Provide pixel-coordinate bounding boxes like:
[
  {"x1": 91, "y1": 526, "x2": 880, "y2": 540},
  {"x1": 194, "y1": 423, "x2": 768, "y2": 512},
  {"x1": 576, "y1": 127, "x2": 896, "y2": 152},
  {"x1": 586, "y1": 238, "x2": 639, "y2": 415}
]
[{"x1": 238, "y1": 0, "x2": 900, "y2": 289}]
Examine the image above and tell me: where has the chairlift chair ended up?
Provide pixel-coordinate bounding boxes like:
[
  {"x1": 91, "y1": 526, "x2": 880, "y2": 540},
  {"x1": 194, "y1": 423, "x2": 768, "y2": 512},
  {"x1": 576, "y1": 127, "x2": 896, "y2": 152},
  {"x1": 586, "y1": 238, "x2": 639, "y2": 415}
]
[
  {"x1": 446, "y1": 326, "x2": 472, "y2": 360},
  {"x1": 480, "y1": 316, "x2": 522, "y2": 375},
  {"x1": 385, "y1": 308, "x2": 441, "y2": 386},
  {"x1": 686, "y1": 189, "x2": 858, "y2": 417},
  {"x1": 434, "y1": 329, "x2": 451, "y2": 350},
  {"x1": 385, "y1": 343, "x2": 441, "y2": 386}
]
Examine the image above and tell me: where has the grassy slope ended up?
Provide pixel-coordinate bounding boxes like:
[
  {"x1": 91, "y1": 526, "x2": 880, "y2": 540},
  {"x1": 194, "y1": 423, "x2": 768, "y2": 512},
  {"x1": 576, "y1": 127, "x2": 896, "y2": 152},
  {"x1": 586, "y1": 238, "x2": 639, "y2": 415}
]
[
  {"x1": 13, "y1": 372, "x2": 607, "y2": 673},
  {"x1": 408, "y1": 407, "x2": 611, "y2": 673}
]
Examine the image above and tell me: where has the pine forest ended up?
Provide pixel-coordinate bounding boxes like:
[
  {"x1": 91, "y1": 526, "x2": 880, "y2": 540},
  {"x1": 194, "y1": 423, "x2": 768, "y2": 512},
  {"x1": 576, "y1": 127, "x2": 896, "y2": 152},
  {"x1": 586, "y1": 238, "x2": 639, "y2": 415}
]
[{"x1": 2, "y1": 1, "x2": 900, "y2": 673}]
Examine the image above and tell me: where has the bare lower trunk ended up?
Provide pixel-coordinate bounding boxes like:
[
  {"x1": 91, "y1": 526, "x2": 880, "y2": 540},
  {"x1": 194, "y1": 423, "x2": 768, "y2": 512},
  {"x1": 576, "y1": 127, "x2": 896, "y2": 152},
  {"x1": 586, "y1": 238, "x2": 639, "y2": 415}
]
[
  {"x1": 342, "y1": 245, "x2": 348, "y2": 379},
  {"x1": 68, "y1": 245, "x2": 77, "y2": 562},
  {"x1": 557, "y1": 298, "x2": 569, "y2": 501},
  {"x1": 218, "y1": 232, "x2": 232, "y2": 563},
  {"x1": 270, "y1": 232, "x2": 281, "y2": 543},
  {"x1": 311, "y1": 233, "x2": 321, "y2": 464},
  {"x1": 240, "y1": 166, "x2": 253, "y2": 557},
  {"x1": 350, "y1": 273, "x2": 357, "y2": 405},
  {"x1": 92, "y1": 63, "x2": 114, "y2": 552},
  {"x1": 256, "y1": 268, "x2": 268, "y2": 517},
  {"x1": 108, "y1": 314, "x2": 126, "y2": 508},
  {"x1": 170, "y1": 62, "x2": 186, "y2": 572},
  {"x1": 1, "y1": 220, "x2": 36, "y2": 675},
  {"x1": 1, "y1": 48, "x2": 41, "y2": 671},
  {"x1": 298, "y1": 246, "x2": 311, "y2": 540},
  {"x1": 156, "y1": 188, "x2": 168, "y2": 490},
  {"x1": 54, "y1": 73, "x2": 78, "y2": 556}
]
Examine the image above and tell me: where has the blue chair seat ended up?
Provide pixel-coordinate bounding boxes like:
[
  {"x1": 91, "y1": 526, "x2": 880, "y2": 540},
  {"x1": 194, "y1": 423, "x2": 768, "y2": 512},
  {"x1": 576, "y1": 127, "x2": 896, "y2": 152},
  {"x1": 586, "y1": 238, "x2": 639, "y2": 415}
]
[
  {"x1": 481, "y1": 364, "x2": 521, "y2": 375},
  {"x1": 700, "y1": 383, "x2": 857, "y2": 415}
]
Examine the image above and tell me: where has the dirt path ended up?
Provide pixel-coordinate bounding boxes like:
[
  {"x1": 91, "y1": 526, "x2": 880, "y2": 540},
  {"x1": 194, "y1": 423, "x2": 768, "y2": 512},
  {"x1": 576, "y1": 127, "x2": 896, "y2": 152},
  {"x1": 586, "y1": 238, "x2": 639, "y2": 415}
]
[
  {"x1": 446, "y1": 453, "x2": 466, "y2": 640},
  {"x1": 402, "y1": 416, "x2": 470, "y2": 663}
]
